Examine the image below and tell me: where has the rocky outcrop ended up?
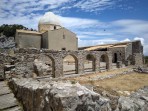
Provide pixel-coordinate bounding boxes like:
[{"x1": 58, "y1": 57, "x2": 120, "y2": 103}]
[
  {"x1": 0, "y1": 36, "x2": 15, "y2": 48},
  {"x1": 9, "y1": 79, "x2": 148, "y2": 111},
  {"x1": 9, "y1": 78, "x2": 112, "y2": 111},
  {"x1": 119, "y1": 86, "x2": 148, "y2": 111},
  {"x1": 8, "y1": 78, "x2": 148, "y2": 111}
]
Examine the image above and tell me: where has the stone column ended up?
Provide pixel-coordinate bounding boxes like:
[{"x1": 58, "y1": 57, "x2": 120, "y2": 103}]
[
  {"x1": 95, "y1": 57, "x2": 100, "y2": 72},
  {"x1": 116, "y1": 61, "x2": 122, "y2": 68},
  {"x1": 54, "y1": 58, "x2": 63, "y2": 78},
  {"x1": 107, "y1": 53, "x2": 112, "y2": 71},
  {"x1": 78, "y1": 52, "x2": 84, "y2": 74}
]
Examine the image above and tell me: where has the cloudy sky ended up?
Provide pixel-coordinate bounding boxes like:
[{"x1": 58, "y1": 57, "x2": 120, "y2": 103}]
[{"x1": 0, "y1": 0, "x2": 148, "y2": 55}]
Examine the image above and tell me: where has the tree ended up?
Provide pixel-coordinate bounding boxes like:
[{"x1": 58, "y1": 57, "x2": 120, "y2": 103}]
[{"x1": 0, "y1": 24, "x2": 33, "y2": 38}]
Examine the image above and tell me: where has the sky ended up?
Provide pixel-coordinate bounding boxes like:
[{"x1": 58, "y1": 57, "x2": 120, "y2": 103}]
[{"x1": 0, "y1": 0, "x2": 148, "y2": 55}]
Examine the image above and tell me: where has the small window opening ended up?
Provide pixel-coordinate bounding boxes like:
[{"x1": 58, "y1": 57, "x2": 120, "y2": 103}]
[
  {"x1": 62, "y1": 48, "x2": 66, "y2": 51},
  {"x1": 54, "y1": 26, "x2": 56, "y2": 30}
]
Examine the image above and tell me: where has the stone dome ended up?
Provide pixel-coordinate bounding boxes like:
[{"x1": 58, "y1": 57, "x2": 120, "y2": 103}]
[{"x1": 39, "y1": 12, "x2": 61, "y2": 26}]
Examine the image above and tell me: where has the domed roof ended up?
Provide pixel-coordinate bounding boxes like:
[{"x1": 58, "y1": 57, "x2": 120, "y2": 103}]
[{"x1": 39, "y1": 12, "x2": 61, "y2": 26}]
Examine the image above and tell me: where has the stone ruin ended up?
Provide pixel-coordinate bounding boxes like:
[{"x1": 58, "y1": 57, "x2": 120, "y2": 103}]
[
  {"x1": 0, "y1": 45, "x2": 144, "y2": 79},
  {"x1": 0, "y1": 40, "x2": 146, "y2": 111}
]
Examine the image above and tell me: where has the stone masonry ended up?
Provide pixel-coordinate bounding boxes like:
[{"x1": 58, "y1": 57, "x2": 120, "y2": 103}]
[{"x1": 14, "y1": 48, "x2": 112, "y2": 78}]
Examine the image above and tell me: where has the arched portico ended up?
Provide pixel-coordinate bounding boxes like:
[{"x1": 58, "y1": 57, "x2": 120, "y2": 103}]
[
  {"x1": 100, "y1": 54, "x2": 109, "y2": 71},
  {"x1": 63, "y1": 54, "x2": 78, "y2": 75}
]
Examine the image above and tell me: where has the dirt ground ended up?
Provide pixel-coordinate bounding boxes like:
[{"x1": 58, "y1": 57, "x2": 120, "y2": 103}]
[{"x1": 64, "y1": 68, "x2": 148, "y2": 96}]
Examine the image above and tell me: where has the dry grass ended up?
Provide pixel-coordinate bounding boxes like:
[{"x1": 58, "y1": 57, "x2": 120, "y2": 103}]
[
  {"x1": 91, "y1": 73, "x2": 148, "y2": 92},
  {"x1": 65, "y1": 67, "x2": 132, "y2": 83},
  {"x1": 64, "y1": 68, "x2": 148, "y2": 96}
]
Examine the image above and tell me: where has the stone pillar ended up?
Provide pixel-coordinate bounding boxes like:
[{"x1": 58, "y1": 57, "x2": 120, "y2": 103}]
[
  {"x1": 108, "y1": 53, "x2": 112, "y2": 71},
  {"x1": 116, "y1": 61, "x2": 122, "y2": 68},
  {"x1": 54, "y1": 59, "x2": 63, "y2": 78},
  {"x1": 95, "y1": 57, "x2": 100, "y2": 72},
  {"x1": 78, "y1": 52, "x2": 84, "y2": 74},
  {"x1": 125, "y1": 60, "x2": 130, "y2": 66},
  {"x1": 75, "y1": 60, "x2": 78, "y2": 74}
]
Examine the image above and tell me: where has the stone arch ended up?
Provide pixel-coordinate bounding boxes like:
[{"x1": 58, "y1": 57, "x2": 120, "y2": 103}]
[
  {"x1": 34, "y1": 54, "x2": 55, "y2": 78},
  {"x1": 100, "y1": 54, "x2": 109, "y2": 71},
  {"x1": 63, "y1": 54, "x2": 78, "y2": 75},
  {"x1": 84, "y1": 54, "x2": 96, "y2": 72}
]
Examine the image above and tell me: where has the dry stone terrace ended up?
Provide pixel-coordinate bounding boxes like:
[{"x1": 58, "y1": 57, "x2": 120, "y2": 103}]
[{"x1": 14, "y1": 48, "x2": 113, "y2": 78}]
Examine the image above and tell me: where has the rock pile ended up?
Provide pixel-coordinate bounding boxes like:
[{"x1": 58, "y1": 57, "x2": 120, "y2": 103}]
[
  {"x1": 134, "y1": 67, "x2": 148, "y2": 73},
  {"x1": 33, "y1": 59, "x2": 52, "y2": 77}
]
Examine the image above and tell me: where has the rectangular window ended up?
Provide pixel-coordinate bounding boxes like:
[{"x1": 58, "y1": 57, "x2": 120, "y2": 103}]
[{"x1": 62, "y1": 48, "x2": 66, "y2": 51}]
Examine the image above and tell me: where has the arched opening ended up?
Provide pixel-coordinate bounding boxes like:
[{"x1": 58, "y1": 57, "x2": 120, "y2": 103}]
[
  {"x1": 34, "y1": 55, "x2": 55, "y2": 78},
  {"x1": 63, "y1": 55, "x2": 78, "y2": 75},
  {"x1": 84, "y1": 54, "x2": 96, "y2": 72},
  {"x1": 112, "y1": 53, "x2": 118, "y2": 69},
  {"x1": 100, "y1": 54, "x2": 109, "y2": 72},
  {"x1": 54, "y1": 26, "x2": 56, "y2": 30},
  {"x1": 113, "y1": 53, "x2": 118, "y2": 63}
]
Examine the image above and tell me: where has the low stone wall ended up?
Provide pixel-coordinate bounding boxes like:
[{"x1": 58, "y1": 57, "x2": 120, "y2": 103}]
[{"x1": 9, "y1": 78, "x2": 148, "y2": 111}]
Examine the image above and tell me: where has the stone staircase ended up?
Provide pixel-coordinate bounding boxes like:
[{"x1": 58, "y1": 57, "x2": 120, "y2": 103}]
[{"x1": 0, "y1": 81, "x2": 22, "y2": 111}]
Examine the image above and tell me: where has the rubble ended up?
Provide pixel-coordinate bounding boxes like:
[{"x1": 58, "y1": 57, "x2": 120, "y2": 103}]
[{"x1": 133, "y1": 67, "x2": 148, "y2": 73}]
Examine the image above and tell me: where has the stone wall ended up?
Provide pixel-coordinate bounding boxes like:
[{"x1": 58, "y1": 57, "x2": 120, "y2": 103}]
[
  {"x1": 132, "y1": 41, "x2": 143, "y2": 54},
  {"x1": 108, "y1": 47, "x2": 125, "y2": 63},
  {"x1": 131, "y1": 41, "x2": 144, "y2": 65},
  {"x1": 0, "y1": 53, "x2": 15, "y2": 79},
  {"x1": 47, "y1": 28, "x2": 78, "y2": 51},
  {"x1": 15, "y1": 32, "x2": 41, "y2": 49},
  {"x1": 14, "y1": 48, "x2": 112, "y2": 78},
  {"x1": 133, "y1": 53, "x2": 144, "y2": 66},
  {"x1": 125, "y1": 43, "x2": 132, "y2": 64}
]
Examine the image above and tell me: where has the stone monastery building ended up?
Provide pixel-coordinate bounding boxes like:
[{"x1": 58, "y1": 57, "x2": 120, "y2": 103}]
[{"x1": 15, "y1": 12, "x2": 78, "y2": 51}]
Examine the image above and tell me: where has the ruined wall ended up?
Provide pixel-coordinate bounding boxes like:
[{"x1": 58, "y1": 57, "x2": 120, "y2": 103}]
[
  {"x1": 132, "y1": 41, "x2": 143, "y2": 54},
  {"x1": 0, "y1": 53, "x2": 15, "y2": 79},
  {"x1": 132, "y1": 41, "x2": 144, "y2": 65},
  {"x1": 14, "y1": 48, "x2": 112, "y2": 78},
  {"x1": 108, "y1": 47, "x2": 125, "y2": 63},
  {"x1": 133, "y1": 53, "x2": 144, "y2": 66},
  {"x1": 125, "y1": 43, "x2": 132, "y2": 60}
]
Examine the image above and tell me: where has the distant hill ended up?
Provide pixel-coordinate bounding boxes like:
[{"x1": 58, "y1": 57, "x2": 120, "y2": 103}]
[{"x1": 0, "y1": 24, "x2": 36, "y2": 38}]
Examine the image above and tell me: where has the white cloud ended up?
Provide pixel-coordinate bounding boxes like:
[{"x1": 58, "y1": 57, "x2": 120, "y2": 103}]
[
  {"x1": 58, "y1": 16, "x2": 101, "y2": 28},
  {"x1": 78, "y1": 38, "x2": 118, "y2": 47},
  {"x1": 39, "y1": 12, "x2": 62, "y2": 26},
  {"x1": 134, "y1": 37, "x2": 144, "y2": 45},
  {"x1": 120, "y1": 38, "x2": 130, "y2": 42},
  {"x1": 112, "y1": 20, "x2": 148, "y2": 35},
  {"x1": 73, "y1": 0, "x2": 115, "y2": 12}
]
